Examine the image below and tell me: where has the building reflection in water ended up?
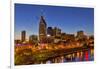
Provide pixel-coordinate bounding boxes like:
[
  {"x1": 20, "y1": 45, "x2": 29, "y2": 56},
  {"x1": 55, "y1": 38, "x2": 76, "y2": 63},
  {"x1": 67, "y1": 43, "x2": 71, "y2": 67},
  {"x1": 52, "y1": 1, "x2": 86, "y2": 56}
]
[{"x1": 44, "y1": 49, "x2": 94, "y2": 64}]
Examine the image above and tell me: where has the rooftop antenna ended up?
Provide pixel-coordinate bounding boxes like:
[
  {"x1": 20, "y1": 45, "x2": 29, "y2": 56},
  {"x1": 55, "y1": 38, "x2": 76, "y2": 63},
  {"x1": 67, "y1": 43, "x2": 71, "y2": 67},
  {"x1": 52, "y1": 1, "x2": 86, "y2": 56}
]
[
  {"x1": 40, "y1": 9, "x2": 45, "y2": 19},
  {"x1": 41, "y1": 9, "x2": 44, "y2": 16}
]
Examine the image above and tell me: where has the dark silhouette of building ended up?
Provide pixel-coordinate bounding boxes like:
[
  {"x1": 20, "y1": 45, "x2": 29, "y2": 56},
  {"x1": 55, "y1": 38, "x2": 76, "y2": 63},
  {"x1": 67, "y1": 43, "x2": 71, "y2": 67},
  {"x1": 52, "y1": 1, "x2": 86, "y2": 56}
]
[
  {"x1": 29, "y1": 35, "x2": 38, "y2": 44},
  {"x1": 21, "y1": 30, "x2": 26, "y2": 42},
  {"x1": 53, "y1": 27, "x2": 61, "y2": 37},
  {"x1": 15, "y1": 40, "x2": 21, "y2": 44},
  {"x1": 47, "y1": 27, "x2": 53, "y2": 36},
  {"x1": 76, "y1": 30, "x2": 85, "y2": 39},
  {"x1": 77, "y1": 31, "x2": 84, "y2": 36},
  {"x1": 39, "y1": 16, "x2": 47, "y2": 43},
  {"x1": 53, "y1": 27, "x2": 61, "y2": 43}
]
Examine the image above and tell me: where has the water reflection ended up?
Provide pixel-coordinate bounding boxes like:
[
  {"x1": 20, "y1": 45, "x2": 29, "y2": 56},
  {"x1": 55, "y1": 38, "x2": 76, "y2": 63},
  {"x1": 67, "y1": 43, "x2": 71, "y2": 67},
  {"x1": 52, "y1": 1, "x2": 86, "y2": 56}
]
[{"x1": 45, "y1": 49, "x2": 94, "y2": 64}]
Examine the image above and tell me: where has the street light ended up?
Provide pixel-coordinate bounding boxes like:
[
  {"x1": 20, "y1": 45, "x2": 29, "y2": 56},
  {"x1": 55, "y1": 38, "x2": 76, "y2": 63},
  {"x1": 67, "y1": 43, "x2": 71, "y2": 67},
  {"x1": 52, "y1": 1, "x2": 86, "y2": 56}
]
[{"x1": 47, "y1": 34, "x2": 50, "y2": 37}]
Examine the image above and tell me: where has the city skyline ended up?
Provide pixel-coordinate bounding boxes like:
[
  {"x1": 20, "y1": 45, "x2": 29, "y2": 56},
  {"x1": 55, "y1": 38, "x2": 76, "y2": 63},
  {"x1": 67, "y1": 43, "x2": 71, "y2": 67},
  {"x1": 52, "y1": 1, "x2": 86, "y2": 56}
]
[{"x1": 15, "y1": 3, "x2": 94, "y2": 40}]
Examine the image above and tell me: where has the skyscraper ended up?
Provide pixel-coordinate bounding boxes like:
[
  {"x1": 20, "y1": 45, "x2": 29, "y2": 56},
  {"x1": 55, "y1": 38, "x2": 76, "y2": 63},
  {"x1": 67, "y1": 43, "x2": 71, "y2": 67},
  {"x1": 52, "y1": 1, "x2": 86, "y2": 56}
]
[
  {"x1": 21, "y1": 30, "x2": 26, "y2": 42},
  {"x1": 47, "y1": 27, "x2": 53, "y2": 36},
  {"x1": 39, "y1": 16, "x2": 47, "y2": 43},
  {"x1": 53, "y1": 27, "x2": 61, "y2": 37},
  {"x1": 29, "y1": 35, "x2": 38, "y2": 44}
]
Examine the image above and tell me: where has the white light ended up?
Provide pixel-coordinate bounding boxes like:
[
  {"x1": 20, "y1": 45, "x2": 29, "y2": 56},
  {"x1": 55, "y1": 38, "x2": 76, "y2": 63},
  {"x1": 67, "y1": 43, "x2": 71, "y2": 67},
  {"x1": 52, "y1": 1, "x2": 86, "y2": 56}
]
[{"x1": 47, "y1": 34, "x2": 50, "y2": 37}]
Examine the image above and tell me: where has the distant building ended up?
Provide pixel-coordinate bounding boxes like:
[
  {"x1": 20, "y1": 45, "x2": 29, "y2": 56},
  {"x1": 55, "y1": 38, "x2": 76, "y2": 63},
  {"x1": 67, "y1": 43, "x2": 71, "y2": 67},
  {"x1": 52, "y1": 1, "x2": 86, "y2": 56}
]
[
  {"x1": 47, "y1": 27, "x2": 53, "y2": 36},
  {"x1": 61, "y1": 33, "x2": 66, "y2": 41},
  {"x1": 61, "y1": 33, "x2": 75, "y2": 42},
  {"x1": 29, "y1": 35, "x2": 38, "y2": 44},
  {"x1": 15, "y1": 40, "x2": 21, "y2": 45},
  {"x1": 76, "y1": 30, "x2": 85, "y2": 39},
  {"x1": 39, "y1": 16, "x2": 47, "y2": 43},
  {"x1": 66, "y1": 34, "x2": 75, "y2": 41},
  {"x1": 53, "y1": 27, "x2": 61, "y2": 43},
  {"x1": 21, "y1": 30, "x2": 26, "y2": 42},
  {"x1": 53, "y1": 27, "x2": 61, "y2": 37}
]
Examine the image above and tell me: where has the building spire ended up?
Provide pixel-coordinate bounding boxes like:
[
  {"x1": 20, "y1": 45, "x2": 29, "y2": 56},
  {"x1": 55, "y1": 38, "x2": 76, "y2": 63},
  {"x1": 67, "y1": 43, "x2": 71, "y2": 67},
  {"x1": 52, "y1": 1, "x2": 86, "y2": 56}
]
[
  {"x1": 40, "y1": 9, "x2": 44, "y2": 17},
  {"x1": 39, "y1": 9, "x2": 46, "y2": 26},
  {"x1": 39, "y1": 9, "x2": 47, "y2": 43}
]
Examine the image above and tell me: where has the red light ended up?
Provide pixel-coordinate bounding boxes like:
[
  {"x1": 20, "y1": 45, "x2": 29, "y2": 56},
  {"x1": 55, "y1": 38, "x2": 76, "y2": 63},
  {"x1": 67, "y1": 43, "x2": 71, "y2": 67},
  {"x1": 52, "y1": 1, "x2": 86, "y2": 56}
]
[{"x1": 85, "y1": 51, "x2": 89, "y2": 61}]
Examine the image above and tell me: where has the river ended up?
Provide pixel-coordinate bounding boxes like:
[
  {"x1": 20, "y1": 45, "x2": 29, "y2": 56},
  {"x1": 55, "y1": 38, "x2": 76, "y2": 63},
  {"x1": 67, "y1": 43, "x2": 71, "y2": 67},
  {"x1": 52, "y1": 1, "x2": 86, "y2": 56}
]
[{"x1": 45, "y1": 48, "x2": 94, "y2": 64}]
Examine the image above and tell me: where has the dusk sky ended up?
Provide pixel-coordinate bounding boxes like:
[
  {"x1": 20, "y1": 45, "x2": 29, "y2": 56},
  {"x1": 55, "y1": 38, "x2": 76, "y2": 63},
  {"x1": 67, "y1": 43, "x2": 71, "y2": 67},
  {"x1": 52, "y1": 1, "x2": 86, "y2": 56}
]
[{"x1": 15, "y1": 3, "x2": 94, "y2": 40}]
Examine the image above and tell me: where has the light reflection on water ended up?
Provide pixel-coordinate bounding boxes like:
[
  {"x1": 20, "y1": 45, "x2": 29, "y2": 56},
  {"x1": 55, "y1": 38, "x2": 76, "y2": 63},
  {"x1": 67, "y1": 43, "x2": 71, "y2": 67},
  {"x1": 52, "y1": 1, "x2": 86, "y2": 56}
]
[{"x1": 45, "y1": 49, "x2": 94, "y2": 64}]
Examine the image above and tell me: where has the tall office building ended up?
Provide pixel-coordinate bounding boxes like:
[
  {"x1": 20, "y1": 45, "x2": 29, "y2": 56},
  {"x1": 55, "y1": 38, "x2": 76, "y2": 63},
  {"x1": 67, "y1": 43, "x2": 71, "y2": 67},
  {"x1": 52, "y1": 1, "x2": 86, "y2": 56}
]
[
  {"x1": 53, "y1": 27, "x2": 61, "y2": 37},
  {"x1": 47, "y1": 27, "x2": 53, "y2": 36},
  {"x1": 29, "y1": 35, "x2": 38, "y2": 44},
  {"x1": 39, "y1": 16, "x2": 47, "y2": 43},
  {"x1": 21, "y1": 30, "x2": 26, "y2": 42}
]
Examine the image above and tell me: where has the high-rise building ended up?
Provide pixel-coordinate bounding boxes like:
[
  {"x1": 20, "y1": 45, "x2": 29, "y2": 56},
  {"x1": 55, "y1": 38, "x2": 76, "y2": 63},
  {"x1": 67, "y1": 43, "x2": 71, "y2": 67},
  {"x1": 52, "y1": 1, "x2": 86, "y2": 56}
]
[
  {"x1": 53, "y1": 27, "x2": 61, "y2": 37},
  {"x1": 39, "y1": 16, "x2": 47, "y2": 43},
  {"x1": 21, "y1": 30, "x2": 26, "y2": 42},
  {"x1": 29, "y1": 35, "x2": 38, "y2": 44},
  {"x1": 47, "y1": 27, "x2": 53, "y2": 36},
  {"x1": 53, "y1": 27, "x2": 61, "y2": 43}
]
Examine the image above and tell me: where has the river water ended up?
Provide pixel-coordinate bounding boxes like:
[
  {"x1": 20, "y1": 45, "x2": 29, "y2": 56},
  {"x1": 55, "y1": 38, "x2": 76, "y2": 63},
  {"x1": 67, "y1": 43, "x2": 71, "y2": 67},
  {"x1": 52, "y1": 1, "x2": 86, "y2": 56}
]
[{"x1": 45, "y1": 48, "x2": 94, "y2": 64}]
